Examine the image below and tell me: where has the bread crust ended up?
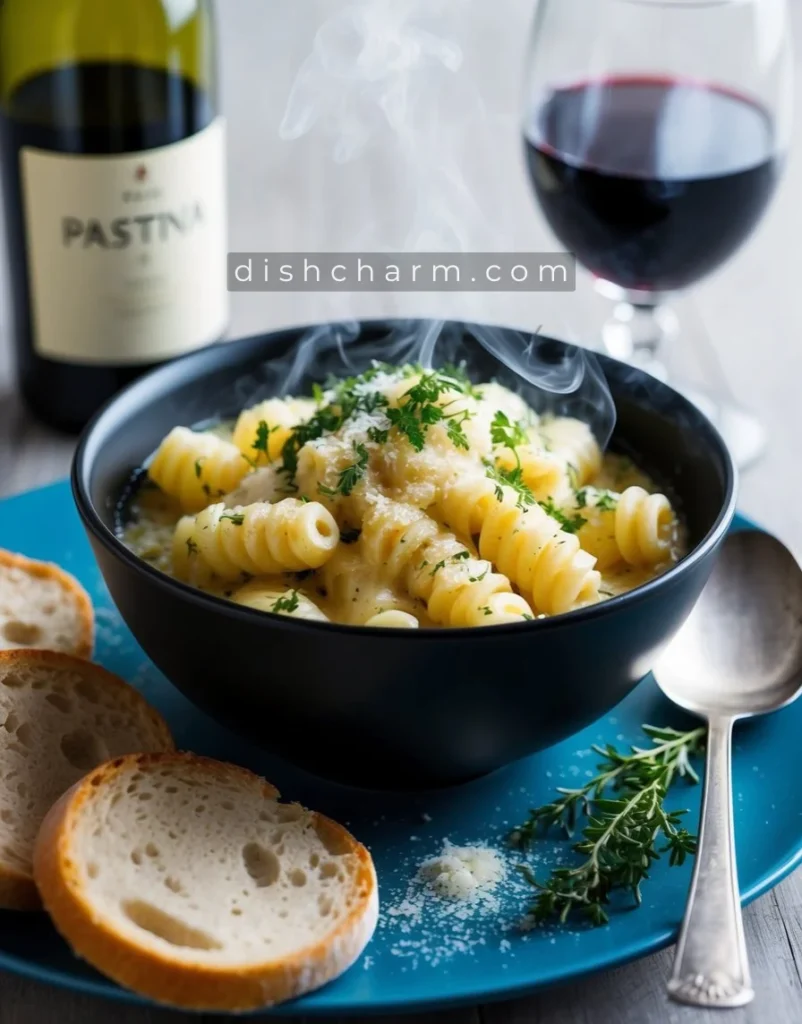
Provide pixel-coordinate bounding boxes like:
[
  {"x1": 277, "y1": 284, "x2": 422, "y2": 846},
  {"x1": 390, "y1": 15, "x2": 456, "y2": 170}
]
[
  {"x1": 0, "y1": 651, "x2": 174, "y2": 910},
  {"x1": 34, "y1": 752, "x2": 379, "y2": 1011},
  {"x1": 0, "y1": 549, "x2": 95, "y2": 658}
]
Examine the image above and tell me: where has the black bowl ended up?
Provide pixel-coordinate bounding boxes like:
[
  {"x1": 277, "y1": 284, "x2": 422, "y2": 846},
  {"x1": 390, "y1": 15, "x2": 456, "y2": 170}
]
[{"x1": 72, "y1": 321, "x2": 737, "y2": 788}]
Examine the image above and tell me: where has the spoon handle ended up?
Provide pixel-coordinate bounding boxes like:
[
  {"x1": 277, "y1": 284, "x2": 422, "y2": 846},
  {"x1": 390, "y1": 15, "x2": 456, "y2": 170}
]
[{"x1": 668, "y1": 715, "x2": 753, "y2": 1008}]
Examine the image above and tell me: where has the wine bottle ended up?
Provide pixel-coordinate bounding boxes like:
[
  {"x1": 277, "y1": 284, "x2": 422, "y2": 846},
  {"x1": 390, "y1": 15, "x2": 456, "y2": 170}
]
[{"x1": 0, "y1": 0, "x2": 227, "y2": 432}]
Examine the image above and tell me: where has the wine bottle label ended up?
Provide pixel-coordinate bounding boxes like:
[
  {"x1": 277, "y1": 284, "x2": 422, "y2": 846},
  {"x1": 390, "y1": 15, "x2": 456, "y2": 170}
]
[{"x1": 19, "y1": 117, "x2": 228, "y2": 365}]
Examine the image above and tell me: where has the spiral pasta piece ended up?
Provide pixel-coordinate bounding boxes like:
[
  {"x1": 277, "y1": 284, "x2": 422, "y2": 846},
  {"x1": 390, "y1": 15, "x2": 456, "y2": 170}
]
[
  {"x1": 440, "y1": 476, "x2": 600, "y2": 615},
  {"x1": 172, "y1": 499, "x2": 339, "y2": 582},
  {"x1": 615, "y1": 486, "x2": 676, "y2": 567},
  {"x1": 539, "y1": 417, "x2": 602, "y2": 486},
  {"x1": 364, "y1": 610, "x2": 419, "y2": 628},
  {"x1": 232, "y1": 398, "x2": 316, "y2": 466},
  {"x1": 148, "y1": 427, "x2": 250, "y2": 513},
  {"x1": 494, "y1": 444, "x2": 566, "y2": 501},
  {"x1": 232, "y1": 580, "x2": 329, "y2": 622},
  {"x1": 318, "y1": 544, "x2": 416, "y2": 624},
  {"x1": 360, "y1": 500, "x2": 533, "y2": 627}
]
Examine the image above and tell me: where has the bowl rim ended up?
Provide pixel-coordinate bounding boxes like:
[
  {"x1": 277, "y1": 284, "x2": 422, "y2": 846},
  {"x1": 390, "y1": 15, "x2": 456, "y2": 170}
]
[{"x1": 72, "y1": 318, "x2": 738, "y2": 639}]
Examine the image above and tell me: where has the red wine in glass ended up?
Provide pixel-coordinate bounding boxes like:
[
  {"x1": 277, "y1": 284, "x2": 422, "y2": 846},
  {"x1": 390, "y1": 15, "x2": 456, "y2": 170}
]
[{"x1": 524, "y1": 76, "x2": 779, "y2": 293}]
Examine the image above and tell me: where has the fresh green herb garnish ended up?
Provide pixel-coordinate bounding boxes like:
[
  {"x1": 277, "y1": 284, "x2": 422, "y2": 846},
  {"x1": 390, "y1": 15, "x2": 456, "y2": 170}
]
[
  {"x1": 386, "y1": 369, "x2": 475, "y2": 452},
  {"x1": 452, "y1": 550, "x2": 470, "y2": 561},
  {"x1": 252, "y1": 419, "x2": 276, "y2": 459},
  {"x1": 487, "y1": 411, "x2": 538, "y2": 509},
  {"x1": 219, "y1": 511, "x2": 245, "y2": 525},
  {"x1": 312, "y1": 382, "x2": 325, "y2": 405},
  {"x1": 596, "y1": 491, "x2": 619, "y2": 511},
  {"x1": 575, "y1": 488, "x2": 587, "y2": 509},
  {"x1": 469, "y1": 567, "x2": 489, "y2": 582},
  {"x1": 278, "y1": 369, "x2": 388, "y2": 486},
  {"x1": 490, "y1": 409, "x2": 529, "y2": 451},
  {"x1": 367, "y1": 426, "x2": 390, "y2": 445},
  {"x1": 485, "y1": 461, "x2": 536, "y2": 511},
  {"x1": 539, "y1": 497, "x2": 586, "y2": 534},
  {"x1": 194, "y1": 458, "x2": 205, "y2": 479},
  {"x1": 429, "y1": 559, "x2": 447, "y2": 577},
  {"x1": 510, "y1": 724, "x2": 704, "y2": 926},
  {"x1": 271, "y1": 590, "x2": 301, "y2": 614},
  {"x1": 318, "y1": 442, "x2": 370, "y2": 498}
]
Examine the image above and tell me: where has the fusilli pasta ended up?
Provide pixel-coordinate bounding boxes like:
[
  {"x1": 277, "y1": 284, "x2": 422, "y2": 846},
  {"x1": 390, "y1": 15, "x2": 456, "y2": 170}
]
[
  {"x1": 148, "y1": 427, "x2": 250, "y2": 513},
  {"x1": 125, "y1": 361, "x2": 684, "y2": 627},
  {"x1": 232, "y1": 397, "x2": 316, "y2": 465},
  {"x1": 172, "y1": 499, "x2": 339, "y2": 581}
]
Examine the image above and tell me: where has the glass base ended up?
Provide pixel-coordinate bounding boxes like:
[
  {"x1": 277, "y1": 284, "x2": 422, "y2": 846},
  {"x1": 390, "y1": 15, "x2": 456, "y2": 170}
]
[{"x1": 675, "y1": 386, "x2": 767, "y2": 472}]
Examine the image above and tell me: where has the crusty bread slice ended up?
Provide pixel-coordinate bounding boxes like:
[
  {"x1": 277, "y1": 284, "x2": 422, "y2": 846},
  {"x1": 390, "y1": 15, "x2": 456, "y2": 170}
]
[
  {"x1": 0, "y1": 651, "x2": 173, "y2": 910},
  {"x1": 34, "y1": 753, "x2": 379, "y2": 1011},
  {"x1": 0, "y1": 550, "x2": 94, "y2": 657}
]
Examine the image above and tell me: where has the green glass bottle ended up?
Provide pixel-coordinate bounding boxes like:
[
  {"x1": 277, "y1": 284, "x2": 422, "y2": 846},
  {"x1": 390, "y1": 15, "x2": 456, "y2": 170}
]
[{"x1": 0, "y1": 0, "x2": 227, "y2": 431}]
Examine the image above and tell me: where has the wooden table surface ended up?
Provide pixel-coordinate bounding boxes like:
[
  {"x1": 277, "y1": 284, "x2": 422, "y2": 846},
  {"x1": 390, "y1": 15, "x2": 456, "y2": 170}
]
[{"x1": 2, "y1": 1, "x2": 802, "y2": 1021}]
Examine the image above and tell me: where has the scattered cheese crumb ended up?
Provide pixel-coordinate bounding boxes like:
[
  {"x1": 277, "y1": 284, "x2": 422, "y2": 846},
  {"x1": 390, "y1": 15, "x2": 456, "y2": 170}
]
[{"x1": 417, "y1": 841, "x2": 506, "y2": 900}]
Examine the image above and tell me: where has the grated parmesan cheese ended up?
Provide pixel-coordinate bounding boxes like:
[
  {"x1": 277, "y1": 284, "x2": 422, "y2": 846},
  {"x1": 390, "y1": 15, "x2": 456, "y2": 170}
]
[{"x1": 417, "y1": 841, "x2": 506, "y2": 900}]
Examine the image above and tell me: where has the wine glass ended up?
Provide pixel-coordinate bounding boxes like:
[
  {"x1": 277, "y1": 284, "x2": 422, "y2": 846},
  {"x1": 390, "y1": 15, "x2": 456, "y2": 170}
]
[{"x1": 522, "y1": 0, "x2": 793, "y2": 468}]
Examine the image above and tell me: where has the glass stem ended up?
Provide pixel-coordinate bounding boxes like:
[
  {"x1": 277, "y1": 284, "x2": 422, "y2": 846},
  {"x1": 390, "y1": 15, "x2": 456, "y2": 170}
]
[{"x1": 597, "y1": 283, "x2": 678, "y2": 381}]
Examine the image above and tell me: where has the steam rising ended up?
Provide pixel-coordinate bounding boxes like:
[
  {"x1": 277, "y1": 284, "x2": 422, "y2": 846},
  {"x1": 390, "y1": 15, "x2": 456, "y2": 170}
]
[
  {"x1": 233, "y1": 320, "x2": 616, "y2": 445},
  {"x1": 271, "y1": 2, "x2": 616, "y2": 443}
]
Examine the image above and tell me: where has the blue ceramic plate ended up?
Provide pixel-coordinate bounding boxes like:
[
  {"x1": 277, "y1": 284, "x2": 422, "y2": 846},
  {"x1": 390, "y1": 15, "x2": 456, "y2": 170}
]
[{"x1": 0, "y1": 482, "x2": 798, "y2": 1016}]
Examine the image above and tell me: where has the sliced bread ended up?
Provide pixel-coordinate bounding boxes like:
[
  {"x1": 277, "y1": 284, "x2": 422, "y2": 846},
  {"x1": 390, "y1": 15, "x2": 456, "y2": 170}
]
[
  {"x1": 34, "y1": 753, "x2": 379, "y2": 1011},
  {"x1": 0, "y1": 550, "x2": 94, "y2": 657},
  {"x1": 0, "y1": 651, "x2": 173, "y2": 910}
]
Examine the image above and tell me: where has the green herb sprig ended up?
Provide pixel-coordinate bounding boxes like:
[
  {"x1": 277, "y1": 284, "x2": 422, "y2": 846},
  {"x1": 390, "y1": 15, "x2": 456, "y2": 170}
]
[
  {"x1": 510, "y1": 724, "x2": 705, "y2": 926},
  {"x1": 278, "y1": 366, "x2": 389, "y2": 485},
  {"x1": 271, "y1": 590, "x2": 301, "y2": 614},
  {"x1": 318, "y1": 442, "x2": 370, "y2": 498},
  {"x1": 386, "y1": 369, "x2": 475, "y2": 452}
]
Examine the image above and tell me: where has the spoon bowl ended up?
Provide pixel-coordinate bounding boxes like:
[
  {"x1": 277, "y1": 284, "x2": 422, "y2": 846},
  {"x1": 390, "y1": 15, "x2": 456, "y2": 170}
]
[
  {"x1": 653, "y1": 529, "x2": 802, "y2": 1009},
  {"x1": 655, "y1": 530, "x2": 802, "y2": 719}
]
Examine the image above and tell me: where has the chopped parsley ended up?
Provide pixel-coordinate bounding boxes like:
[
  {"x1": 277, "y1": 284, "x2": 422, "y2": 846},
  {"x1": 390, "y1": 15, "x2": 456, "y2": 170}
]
[
  {"x1": 539, "y1": 497, "x2": 586, "y2": 534},
  {"x1": 219, "y1": 511, "x2": 245, "y2": 525},
  {"x1": 469, "y1": 567, "x2": 489, "y2": 582},
  {"x1": 271, "y1": 590, "x2": 301, "y2": 614},
  {"x1": 312, "y1": 382, "x2": 325, "y2": 405},
  {"x1": 430, "y1": 551, "x2": 470, "y2": 577},
  {"x1": 485, "y1": 460, "x2": 536, "y2": 510},
  {"x1": 278, "y1": 369, "x2": 388, "y2": 486},
  {"x1": 318, "y1": 442, "x2": 370, "y2": 498},
  {"x1": 575, "y1": 488, "x2": 587, "y2": 509},
  {"x1": 367, "y1": 426, "x2": 389, "y2": 445},
  {"x1": 596, "y1": 491, "x2": 619, "y2": 511},
  {"x1": 252, "y1": 419, "x2": 277, "y2": 459},
  {"x1": 386, "y1": 369, "x2": 476, "y2": 453},
  {"x1": 194, "y1": 458, "x2": 205, "y2": 479},
  {"x1": 490, "y1": 410, "x2": 529, "y2": 451}
]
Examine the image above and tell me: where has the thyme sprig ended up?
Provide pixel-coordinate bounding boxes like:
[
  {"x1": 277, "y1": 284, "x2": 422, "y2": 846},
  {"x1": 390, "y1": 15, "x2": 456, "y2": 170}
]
[{"x1": 510, "y1": 724, "x2": 705, "y2": 926}]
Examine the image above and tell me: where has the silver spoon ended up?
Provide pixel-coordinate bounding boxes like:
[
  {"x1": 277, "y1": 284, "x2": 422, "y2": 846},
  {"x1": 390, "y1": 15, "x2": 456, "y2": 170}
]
[{"x1": 653, "y1": 530, "x2": 802, "y2": 1008}]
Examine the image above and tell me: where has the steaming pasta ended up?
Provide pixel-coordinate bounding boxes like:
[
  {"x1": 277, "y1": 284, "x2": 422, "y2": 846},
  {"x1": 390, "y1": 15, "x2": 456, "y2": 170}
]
[{"x1": 122, "y1": 364, "x2": 685, "y2": 627}]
